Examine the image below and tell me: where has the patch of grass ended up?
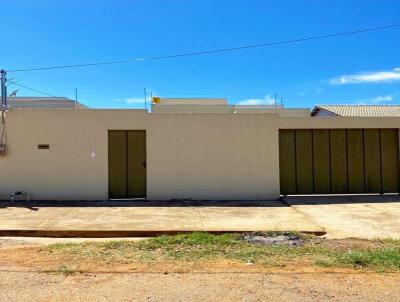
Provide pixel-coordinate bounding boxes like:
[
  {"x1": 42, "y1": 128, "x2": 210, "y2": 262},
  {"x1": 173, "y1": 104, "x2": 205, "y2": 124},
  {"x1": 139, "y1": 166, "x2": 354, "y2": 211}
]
[
  {"x1": 46, "y1": 242, "x2": 81, "y2": 251},
  {"x1": 55, "y1": 265, "x2": 81, "y2": 276},
  {"x1": 100, "y1": 240, "x2": 137, "y2": 251},
  {"x1": 43, "y1": 232, "x2": 400, "y2": 272},
  {"x1": 140, "y1": 232, "x2": 239, "y2": 248},
  {"x1": 314, "y1": 259, "x2": 336, "y2": 267},
  {"x1": 338, "y1": 248, "x2": 400, "y2": 270},
  {"x1": 381, "y1": 239, "x2": 400, "y2": 247}
]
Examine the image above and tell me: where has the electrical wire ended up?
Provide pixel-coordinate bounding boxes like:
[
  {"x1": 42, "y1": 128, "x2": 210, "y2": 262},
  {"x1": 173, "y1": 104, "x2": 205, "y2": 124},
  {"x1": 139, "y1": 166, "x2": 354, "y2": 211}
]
[
  {"x1": 6, "y1": 24, "x2": 400, "y2": 73},
  {"x1": 9, "y1": 82, "x2": 56, "y2": 97}
]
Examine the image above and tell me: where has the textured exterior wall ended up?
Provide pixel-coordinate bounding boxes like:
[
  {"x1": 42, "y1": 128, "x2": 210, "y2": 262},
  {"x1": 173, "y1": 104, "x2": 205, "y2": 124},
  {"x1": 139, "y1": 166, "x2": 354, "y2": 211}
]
[
  {"x1": 0, "y1": 109, "x2": 280, "y2": 200},
  {"x1": 0, "y1": 109, "x2": 399, "y2": 201}
]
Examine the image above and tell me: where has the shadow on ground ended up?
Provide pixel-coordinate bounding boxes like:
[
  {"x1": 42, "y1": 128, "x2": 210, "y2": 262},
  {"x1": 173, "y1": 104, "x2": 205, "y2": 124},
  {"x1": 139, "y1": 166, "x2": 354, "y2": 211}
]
[
  {"x1": 284, "y1": 194, "x2": 400, "y2": 205},
  {"x1": 0, "y1": 199, "x2": 288, "y2": 208},
  {"x1": 1, "y1": 194, "x2": 399, "y2": 209}
]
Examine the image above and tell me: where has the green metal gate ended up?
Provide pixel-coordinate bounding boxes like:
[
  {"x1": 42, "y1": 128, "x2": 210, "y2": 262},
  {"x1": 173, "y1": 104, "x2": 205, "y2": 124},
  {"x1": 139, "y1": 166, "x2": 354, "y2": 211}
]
[
  {"x1": 108, "y1": 130, "x2": 147, "y2": 199},
  {"x1": 279, "y1": 129, "x2": 399, "y2": 195}
]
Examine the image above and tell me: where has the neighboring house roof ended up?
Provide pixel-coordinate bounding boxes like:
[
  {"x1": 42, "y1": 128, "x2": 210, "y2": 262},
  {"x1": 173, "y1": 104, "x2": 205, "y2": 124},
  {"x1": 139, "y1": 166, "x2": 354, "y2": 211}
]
[
  {"x1": 151, "y1": 97, "x2": 310, "y2": 116},
  {"x1": 156, "y1": 98, "x2": 228, "y2": 105},
  {"x1": 311, "y1": 105, "x2": 400, "y2": 117},
  {"x1": 6, "y1": 97, "x2": 87, "y2": 109}
]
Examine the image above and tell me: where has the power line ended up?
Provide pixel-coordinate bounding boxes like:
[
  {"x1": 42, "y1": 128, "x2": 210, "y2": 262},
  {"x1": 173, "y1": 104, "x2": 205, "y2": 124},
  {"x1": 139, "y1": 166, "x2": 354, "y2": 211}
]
[
  {"x1": 9, "y1": 82, "x2": 56, "y2": 97},
  {"x1": 7, "y1": 24, "x2": 400, "y2": 73},
  {"x1": 147, "y1": 24, "x2": 400, "y2": 60},
  {"x1": 9, "y1": 59, "x2": 136, "y2": 73}
]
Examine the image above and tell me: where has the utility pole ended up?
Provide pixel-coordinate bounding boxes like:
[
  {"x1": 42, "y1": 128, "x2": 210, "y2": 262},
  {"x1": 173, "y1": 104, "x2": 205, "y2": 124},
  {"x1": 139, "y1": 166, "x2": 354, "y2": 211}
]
[
  {"x1": 0, "y1": 70, "x2": 7, "y2": 156},
  {"x1": 1, "y1": 70, "x2": 7, "y2": 111},
  {"x1": 75, "y1": 88, "x2": 78, "y2": 110}
]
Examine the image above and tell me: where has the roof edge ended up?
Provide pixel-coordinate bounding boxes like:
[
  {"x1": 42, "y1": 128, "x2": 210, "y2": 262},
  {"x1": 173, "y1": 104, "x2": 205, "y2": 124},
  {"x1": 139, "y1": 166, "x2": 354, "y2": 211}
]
[{"x1": 311, "y1": 105, "x2": 340, "y2": 116}]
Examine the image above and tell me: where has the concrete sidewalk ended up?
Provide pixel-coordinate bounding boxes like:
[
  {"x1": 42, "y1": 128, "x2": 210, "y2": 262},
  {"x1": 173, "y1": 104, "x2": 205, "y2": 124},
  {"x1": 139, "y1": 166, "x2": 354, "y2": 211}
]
[
  {"x1": 0, "y1": 200, "x2": 323, "y2": 237},
  {"x1": 1, "y1": 195, "x2": 400, "y2": 239}
]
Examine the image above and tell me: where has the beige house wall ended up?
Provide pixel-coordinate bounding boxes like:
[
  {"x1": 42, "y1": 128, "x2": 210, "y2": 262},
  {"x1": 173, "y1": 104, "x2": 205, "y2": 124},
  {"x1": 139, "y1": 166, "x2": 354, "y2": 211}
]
[
  {"x1": 0, "y1": 109, "x2": 280, "y2": 200},
  {"x1": 0, "y1": 109, "x2": 399, "y2": 201}
]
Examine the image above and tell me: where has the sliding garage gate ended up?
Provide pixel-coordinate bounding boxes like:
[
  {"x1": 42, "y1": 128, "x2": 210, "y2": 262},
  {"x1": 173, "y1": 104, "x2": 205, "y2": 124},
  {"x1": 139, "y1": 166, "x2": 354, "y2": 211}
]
[{"x1": 279, "y1": 129, "x2": 400, "y2": 195}]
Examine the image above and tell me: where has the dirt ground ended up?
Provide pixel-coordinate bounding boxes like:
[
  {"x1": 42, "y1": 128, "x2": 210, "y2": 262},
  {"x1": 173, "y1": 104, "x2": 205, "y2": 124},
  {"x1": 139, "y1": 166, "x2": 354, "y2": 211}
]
[
  {"x1": 1, "y1": 270, "x2": 399, "y2": 302},
  {"x1": 0, "y1": 239, "x2": 399, "y2": 302}
]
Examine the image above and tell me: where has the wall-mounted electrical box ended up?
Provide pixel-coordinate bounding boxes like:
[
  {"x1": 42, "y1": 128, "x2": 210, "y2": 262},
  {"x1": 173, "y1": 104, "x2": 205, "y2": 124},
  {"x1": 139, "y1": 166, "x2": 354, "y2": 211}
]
[{"x1": 38, "y1": 144, "x2": 50, "y2": 150}]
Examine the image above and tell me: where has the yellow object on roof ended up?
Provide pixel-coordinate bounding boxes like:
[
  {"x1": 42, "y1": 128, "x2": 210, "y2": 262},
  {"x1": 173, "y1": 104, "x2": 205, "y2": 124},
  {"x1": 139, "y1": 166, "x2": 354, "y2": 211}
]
[
  {"x1": 152, "y1": 96, "x2": 161, "y2": 104},
  {"x1": 311, "y1": 105, "x2": 400, "y2": 117}
]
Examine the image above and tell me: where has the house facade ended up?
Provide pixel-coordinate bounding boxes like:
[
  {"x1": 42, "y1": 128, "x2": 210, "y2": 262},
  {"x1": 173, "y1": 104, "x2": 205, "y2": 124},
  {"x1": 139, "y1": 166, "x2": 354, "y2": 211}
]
[{"x1": 0, "y1": 99, "x2": 399, "y2": 200}]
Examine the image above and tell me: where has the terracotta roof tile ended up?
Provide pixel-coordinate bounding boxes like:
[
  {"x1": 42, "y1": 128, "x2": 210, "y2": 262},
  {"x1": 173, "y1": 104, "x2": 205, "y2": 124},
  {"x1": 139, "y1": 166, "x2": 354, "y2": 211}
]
[{"x1": 312, "y1": 105, "x2": 400, "y2": 117}]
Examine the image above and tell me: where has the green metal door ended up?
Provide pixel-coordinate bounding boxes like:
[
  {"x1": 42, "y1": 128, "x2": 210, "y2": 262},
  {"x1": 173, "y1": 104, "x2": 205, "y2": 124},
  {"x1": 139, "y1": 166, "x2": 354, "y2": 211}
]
[
  {"x1": 108, "y1": 130, "x2": 146, "y2": 199},
  {"x1": 381, "y1": 129, "x2": 400, "y2": 193},
  {"x1": 312, "y1": 130, "x2": 331, "y2": 193},
  {"x1": 108, "y1": 131, "x2": 127, "y2": 198},
  {"x1": 330, "y1": 129, "x2": 348, "y2": 193},
  {"x1": 347, "y1": 129, "x2": 365, "y2": 193},
  {"x1": 364, "y1": 129, "x2": 381, "y2": 193},
  {"x1": 279, "y1": 129, "x2": 399, "y2": 195},
  {"x1": 127, "y1": 131, "x2": 147, "y2": 198},
  {"x1": 295, "y1": 130, "x2": 314, "y2": 194}
]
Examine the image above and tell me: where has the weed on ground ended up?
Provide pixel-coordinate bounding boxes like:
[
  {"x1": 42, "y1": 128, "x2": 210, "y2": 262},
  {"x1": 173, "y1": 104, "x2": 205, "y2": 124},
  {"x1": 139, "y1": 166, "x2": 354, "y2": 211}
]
[{"x1": 42, "y1": 232, "x2": 400, "y2": 272}]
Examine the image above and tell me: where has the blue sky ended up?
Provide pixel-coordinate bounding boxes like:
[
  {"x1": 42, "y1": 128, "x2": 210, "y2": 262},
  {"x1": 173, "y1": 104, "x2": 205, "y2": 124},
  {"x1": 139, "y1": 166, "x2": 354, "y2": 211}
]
[{"x1": 1, "y1": 0, "x2": 400, "y2": 108}]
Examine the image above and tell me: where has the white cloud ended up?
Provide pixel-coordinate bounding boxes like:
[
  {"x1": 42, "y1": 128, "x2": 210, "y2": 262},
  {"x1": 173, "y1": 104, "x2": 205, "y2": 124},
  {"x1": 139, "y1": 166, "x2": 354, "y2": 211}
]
[
  {"x1": 113, "y1": 88, "x2": 158, "y2": 106},
  {"x1": 125, "y1": 97, "x2": 149, "y2": 104},
  {"x1": 369, "y1": 95, "x2": 393, "y2": 103},
  {"x1": 113, "y1": 96, "x2": 152, "y2": 105},
  {"x1": 237, "y1": 95, "x2": 276, "y2": 105},
  {"x1": 355, "y1": 95, "x2": 394, "y2": 105},
  {"x1": 330, "y1": 68, "x2": 400, "y2": 85}
]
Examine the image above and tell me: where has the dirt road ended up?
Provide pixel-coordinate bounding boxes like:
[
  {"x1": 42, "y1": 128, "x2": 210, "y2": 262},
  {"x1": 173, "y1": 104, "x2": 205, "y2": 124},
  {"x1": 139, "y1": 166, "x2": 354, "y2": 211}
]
[{"x1": 0, "y1": 270, "x2": 399, "y2": 302}]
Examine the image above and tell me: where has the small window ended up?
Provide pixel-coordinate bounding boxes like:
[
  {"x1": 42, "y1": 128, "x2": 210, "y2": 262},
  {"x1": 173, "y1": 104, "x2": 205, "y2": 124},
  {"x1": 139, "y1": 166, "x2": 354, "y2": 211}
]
[{"x1": 38, "y1": 144, "x2": 50, "y2": 150}]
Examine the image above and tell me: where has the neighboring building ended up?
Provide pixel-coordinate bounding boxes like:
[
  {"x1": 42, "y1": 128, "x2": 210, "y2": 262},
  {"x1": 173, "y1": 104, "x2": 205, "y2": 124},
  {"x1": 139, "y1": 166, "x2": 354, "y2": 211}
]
[
  {"x1": 311, "y1": 105, "x2": 400, "y2": 117},
  {"x1": 152, "y1": 98, "x2": 310, "y2": 117},
  {"x1": 0, "y1": 98, "x2": 399, "y2": 201},
  {"x1": 6, "y1": 97, "x2": 87, "y2": 109}
]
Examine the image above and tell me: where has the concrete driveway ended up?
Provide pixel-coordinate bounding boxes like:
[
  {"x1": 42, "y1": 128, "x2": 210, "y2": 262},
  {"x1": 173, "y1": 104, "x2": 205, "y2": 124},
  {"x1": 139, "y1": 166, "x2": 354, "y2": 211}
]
[
  {"x1": 285, "y1": 194, "x2": 400, "y2": 239},
  {"x1": 0, "y1": 195, "x2": 399, "y2": 239}
]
